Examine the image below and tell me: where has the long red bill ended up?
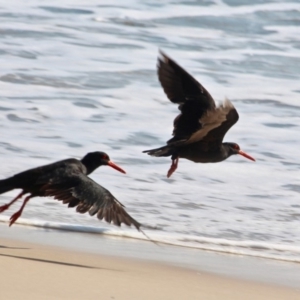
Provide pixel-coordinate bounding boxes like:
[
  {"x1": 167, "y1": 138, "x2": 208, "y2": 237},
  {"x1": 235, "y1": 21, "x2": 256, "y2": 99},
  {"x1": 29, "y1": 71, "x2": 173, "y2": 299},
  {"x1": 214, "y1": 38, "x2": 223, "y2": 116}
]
[
  {"x1": 107, "y1": 161, "x2": 126, "y2": 174},
  {"x1": 238, "y1": 150, "x2": 256, "y2": 162}
]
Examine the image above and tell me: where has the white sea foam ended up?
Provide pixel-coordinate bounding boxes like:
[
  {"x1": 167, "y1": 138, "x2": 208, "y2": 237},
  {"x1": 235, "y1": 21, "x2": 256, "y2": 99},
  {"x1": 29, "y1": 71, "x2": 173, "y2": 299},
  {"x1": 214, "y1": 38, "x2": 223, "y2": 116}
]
[{"x1": 1, "y1": 216, "x2": 300, "y2": 263}]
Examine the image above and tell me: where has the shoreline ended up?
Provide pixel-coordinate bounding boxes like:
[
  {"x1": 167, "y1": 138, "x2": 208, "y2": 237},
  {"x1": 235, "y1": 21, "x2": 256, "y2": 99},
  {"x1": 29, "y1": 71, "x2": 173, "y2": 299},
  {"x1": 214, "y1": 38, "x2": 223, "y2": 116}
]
[
  {"x1": 1, "y1": 234, "x2": 300, "y2": 300},
  {"x1": 1, "y1": 216, "x2": 300, "y2": 265},
  {"x1": 1, "y1": 223, "x2": 300, "y2": 290}
]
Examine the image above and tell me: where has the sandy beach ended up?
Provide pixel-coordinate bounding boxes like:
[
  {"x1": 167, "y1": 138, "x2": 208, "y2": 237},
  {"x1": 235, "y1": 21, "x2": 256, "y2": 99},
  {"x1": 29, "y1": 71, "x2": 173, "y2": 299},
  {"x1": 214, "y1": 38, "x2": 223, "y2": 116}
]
[{"x1": 1, "y1": 229, "x2": 300, "y2": 300}]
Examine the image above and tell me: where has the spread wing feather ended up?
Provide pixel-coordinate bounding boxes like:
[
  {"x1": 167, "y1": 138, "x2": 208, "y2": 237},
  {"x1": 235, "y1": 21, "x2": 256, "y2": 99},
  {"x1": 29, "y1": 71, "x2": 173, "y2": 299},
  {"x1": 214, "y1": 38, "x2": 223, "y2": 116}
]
[
  {"x1": 158, "y1": 52, "x2": 238, "y2": 147},
  {"x1": 158, "y1": 51, "x2": 215, "y2": 143},
  {"x1": 158, "y1": 51, "x2": 215, "y2": 106},
  {"x1": 41, "y1": 173, "x2": 141, "y2": 231},
  {"x1": 185, "y1": 99, "x2": 239, "y2": 146},
  {"x1": 199, "y1": 104, "x2": 239, "y2": 148}
]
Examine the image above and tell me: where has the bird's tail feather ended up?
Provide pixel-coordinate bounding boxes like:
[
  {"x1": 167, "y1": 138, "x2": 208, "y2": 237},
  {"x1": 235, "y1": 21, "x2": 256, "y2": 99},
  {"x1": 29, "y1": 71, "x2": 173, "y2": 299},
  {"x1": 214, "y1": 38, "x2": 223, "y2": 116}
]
[
  {"x1": 0, "y1": 177, "x2": 16, "y2": 194},
  {"x1": 143, "y1": 145, "x2": 173, "y2": 157}
]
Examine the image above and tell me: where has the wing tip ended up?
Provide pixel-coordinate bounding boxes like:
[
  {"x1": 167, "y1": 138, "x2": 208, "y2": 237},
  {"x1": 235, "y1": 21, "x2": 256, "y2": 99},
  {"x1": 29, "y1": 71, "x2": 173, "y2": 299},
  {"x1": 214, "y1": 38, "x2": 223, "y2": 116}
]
[
  {"x1": 223, "y1": 98, "x2": 235, "y2": 110},
  {"x1": 158, "y1": 49, "x2": 169, "y2": 65},
  {"x1": 222, "y1": 98, "x2": 239, "y2": 123}
]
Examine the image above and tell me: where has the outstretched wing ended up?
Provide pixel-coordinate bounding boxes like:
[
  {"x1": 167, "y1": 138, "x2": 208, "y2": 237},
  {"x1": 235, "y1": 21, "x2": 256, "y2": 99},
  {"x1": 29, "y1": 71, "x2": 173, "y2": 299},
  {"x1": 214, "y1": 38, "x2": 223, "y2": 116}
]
[
  {"x1": 158, "y1": 51, "x2": 215, "y2": 106},
  {"x1": 184, "y1": 99, "x2": 239, "y2": 148},
  {"x1": 199, "y1": 103, "x2": 239, "y2": 148},
  {"x1": 157, "y1": 51, "x2": 216, "y2": 143},
  {"x1": 41, "y1": 172, "x2": 141, "y2": 231}
]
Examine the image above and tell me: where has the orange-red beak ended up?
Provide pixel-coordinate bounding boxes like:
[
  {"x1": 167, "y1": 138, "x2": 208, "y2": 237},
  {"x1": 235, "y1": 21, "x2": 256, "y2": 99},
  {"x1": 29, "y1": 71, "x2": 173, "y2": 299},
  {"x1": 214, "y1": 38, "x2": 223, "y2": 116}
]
[
  {"x1": 238, "y1": 150, "x2": 255, "y2": 162},
  {"x1": 107, "y1": 161, "x2": 126, "y2": 174}
]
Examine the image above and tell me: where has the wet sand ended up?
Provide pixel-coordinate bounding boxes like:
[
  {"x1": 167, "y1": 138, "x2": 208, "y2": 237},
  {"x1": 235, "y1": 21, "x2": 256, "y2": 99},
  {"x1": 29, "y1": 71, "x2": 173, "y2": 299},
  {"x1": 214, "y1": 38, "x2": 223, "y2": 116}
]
[
  {"x1": 1, "y1": 229, "x2": 300, "y2": 300},
  {"x1": 0, "y1": 239, "x2": 300, "y2": 300}
]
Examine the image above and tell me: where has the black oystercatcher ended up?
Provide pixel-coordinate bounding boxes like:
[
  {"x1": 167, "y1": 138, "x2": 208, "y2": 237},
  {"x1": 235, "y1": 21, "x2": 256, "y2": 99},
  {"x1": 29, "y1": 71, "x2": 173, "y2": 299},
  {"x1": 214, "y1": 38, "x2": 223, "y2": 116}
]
[
  {"x1": 0, "y1": 152, "x2": 142, "y2": 230},
  {"x1": 144, "y1": 52, "x2": 255, "y2": 178}
]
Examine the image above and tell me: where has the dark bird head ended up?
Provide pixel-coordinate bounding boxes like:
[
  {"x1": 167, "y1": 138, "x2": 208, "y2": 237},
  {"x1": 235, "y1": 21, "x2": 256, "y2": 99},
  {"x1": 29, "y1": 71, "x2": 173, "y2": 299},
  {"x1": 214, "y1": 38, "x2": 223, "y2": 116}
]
[
  {"x1": 224, "y1": 143, "x2": 255, "y2": 161},
  {"x1": 81, "y1": 152, "x2": 126, "y2": 175}
]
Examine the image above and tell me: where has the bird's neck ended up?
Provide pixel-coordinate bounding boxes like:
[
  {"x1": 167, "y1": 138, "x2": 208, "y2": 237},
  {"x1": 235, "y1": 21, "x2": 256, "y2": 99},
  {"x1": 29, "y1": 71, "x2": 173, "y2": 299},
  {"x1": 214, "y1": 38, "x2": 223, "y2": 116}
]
[
  {"x1": 80, "y1": 158, "x2": 100, "y2": 175},
  {"x1": 221, "y1": 143, "x2": 233, "y2": 160}
]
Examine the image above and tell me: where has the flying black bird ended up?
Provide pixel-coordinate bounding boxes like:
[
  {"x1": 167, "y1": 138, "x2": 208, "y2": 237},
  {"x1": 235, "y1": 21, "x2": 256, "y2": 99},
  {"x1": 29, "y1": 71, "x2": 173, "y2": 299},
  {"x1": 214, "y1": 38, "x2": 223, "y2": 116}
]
[
  {"x1": 0, "y1": 152, "x2": 142, "y2": 230},
  {"x1": 144, "y1": 52, "x2": 255, "y2": 177}
]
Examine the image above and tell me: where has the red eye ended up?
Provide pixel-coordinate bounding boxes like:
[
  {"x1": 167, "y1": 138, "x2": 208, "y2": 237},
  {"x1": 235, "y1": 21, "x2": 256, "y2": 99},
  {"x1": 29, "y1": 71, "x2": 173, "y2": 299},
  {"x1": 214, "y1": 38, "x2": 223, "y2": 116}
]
[{"x1": 234, "y1": 144, "x2": 240, "y2": 150}]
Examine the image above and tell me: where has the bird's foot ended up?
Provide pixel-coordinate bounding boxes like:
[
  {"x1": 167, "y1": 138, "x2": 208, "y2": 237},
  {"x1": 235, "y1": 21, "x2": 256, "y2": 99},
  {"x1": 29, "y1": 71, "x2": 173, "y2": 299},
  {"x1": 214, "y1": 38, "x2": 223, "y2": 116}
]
[
  {"x1": 167, "y1": 158, "x2": 179, "y2": 178},
  {"x1": 9, "y1": 211, "x2": 21, "y2": 227},
  {"x1": 8, "y1": 195, "x2": 31, "y2": 226},
  {"x1": 0, "y1": 204, "x2": 10, "y2": 213}
]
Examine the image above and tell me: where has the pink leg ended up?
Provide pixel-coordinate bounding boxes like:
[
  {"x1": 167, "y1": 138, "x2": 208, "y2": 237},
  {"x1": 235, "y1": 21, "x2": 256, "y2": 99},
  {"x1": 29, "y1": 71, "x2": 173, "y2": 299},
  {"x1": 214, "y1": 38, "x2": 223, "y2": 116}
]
[
  {"x1": 167, "y1": 157, "x2": 179, "y2": 178},
  {"x1": 9, "y1": 195, "x2": 32, "y2": 227},
  {"x1": 0, "y1": 191, "x2": 26, "y2": 213}
]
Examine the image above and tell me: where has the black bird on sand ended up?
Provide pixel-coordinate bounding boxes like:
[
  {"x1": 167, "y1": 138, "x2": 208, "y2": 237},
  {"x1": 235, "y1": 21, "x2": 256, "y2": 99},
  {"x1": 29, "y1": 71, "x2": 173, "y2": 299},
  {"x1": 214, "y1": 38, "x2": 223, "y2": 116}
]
[
  {"x1": 144, "y1": 52, "x2": 255, "y2": 178},
  {"x1": 0, "y1": 152, "x2": 142, "y2": 230}
]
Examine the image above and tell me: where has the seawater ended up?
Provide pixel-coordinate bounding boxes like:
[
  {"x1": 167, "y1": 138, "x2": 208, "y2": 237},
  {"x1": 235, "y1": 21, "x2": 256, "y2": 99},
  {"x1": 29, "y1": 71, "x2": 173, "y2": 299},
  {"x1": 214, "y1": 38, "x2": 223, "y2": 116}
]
[{"x1": 0, "y1": 0, "x2": 300, "y2": 262}]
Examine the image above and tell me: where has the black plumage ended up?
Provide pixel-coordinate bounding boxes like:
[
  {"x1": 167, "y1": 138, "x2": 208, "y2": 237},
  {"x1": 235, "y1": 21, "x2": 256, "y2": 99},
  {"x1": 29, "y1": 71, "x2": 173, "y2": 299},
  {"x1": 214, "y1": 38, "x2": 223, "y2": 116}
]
[
  {"x1": 0, "y1": 151, "x2": 141, "y2": 231},
  {"x1": 144, "y1": 52, "x2": 255, "y2": 177}
]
